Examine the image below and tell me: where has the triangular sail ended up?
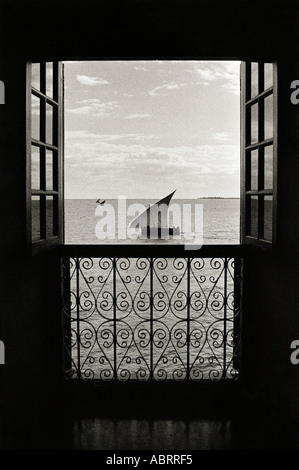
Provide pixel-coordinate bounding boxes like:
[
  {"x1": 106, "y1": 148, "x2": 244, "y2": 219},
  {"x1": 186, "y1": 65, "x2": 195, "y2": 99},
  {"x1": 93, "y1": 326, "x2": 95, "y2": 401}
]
[{"x1": 130, "y1": 190, "x2": 176, "y2": 229}]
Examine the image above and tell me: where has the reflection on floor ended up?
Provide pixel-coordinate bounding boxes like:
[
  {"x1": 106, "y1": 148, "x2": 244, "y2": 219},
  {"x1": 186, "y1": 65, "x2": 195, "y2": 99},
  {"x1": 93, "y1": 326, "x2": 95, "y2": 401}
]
[
  {"x1": 0, "y1": 410, "x2": 298, "y2": 450},
  {"x1": 70, "y1": 418, "x2": 234, "y2": 450}
]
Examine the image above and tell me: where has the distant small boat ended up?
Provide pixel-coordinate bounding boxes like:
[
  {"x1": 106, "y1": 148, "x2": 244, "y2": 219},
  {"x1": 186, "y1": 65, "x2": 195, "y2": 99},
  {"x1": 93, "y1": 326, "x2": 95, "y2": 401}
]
[
  {"x1": 96, "y1": 199, "x2": 105, "y2": 205},
  {"x1": 130, "y1": 190, "x2": 180, "y2": 239}
]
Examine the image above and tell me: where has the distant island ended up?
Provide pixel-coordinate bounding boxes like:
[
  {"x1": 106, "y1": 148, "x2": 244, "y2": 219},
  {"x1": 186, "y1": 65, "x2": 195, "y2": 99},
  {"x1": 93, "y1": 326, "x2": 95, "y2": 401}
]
[{"x1": 198, "y1": 197, "x2": 240, "y2": 199}]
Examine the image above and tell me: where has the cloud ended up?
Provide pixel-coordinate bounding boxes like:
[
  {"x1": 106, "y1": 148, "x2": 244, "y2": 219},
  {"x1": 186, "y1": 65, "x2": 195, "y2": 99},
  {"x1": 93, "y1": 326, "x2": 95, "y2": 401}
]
[
  {"x1": 134, "y1": 66, "x2": 148, "y2": 71},
  {"x1": 194, "y1": 68, "x2": 216, "y2": 82},
  {"x1": 149, "y1": 82, "x2": 186, "y2": 96},
  {"x1": 77, "y1": 99, "x2": 103, "y2": 104},
  {"x1": 67, "y1": 99, "x2": 120, "y2": 117},
  {"x1": 76, "y1": 75, "x2": 109, "y2": 86},
  {"x1": 222, "y1": 81, "x2": 240, "y2": 95},
  {"x1": 65, "y1": 131, "x2": 158, "y2": 142},
  {"x1": 64, "y1": 129, "x2": 240, "y2": 198},
  {"x1": 187, "y1": 61, "x2": 240, "y2": 94},
  {"x1": 65, "y1": 130, "x2": 239, "y2": 177},
  {"x1": 67, "y1": 106, "x2": 92, "y2": 115},
  {"x1": 64, "y1": 61, "x2": 240, "y2": 198},
  {"x1": 212, "y1": 131, "x2": 232, "y2": 143},
  {"x1": 124, "y1": 113, "x2": 150, "y2": 119}
]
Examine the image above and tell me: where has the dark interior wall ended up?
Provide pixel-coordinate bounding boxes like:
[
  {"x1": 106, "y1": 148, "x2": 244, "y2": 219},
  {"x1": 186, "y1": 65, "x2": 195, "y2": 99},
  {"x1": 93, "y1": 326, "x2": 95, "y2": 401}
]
[
  {"x1": 0, "y1": 51, "x2": 63, "y2": 408},
  {"x1": 0, "y1": 0, "x2": 298, "y2": 420},
  {"x1": 1, "y1": 0, "x2": 297, "y2": 61},
  {"x1": 241, "y1": 251, "x2": 299, "y2": 420},
  {"x1": 241, "y1": 47, "x2": 299, "y2": 422},
  {"x1": 0, "y1": 50, "x2": 62, "y2": 408}
]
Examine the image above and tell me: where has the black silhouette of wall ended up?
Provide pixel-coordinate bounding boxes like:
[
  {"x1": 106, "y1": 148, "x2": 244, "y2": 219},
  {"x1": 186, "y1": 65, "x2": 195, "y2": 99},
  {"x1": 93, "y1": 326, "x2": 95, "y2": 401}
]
[{"x1": 0, "y1": 0, "x2": 298, "y2": 427}]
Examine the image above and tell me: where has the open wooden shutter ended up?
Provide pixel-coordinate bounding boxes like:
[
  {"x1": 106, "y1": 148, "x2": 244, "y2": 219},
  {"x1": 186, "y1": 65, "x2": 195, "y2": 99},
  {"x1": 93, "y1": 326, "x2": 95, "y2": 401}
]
[
  {"x1": 240, "y1": 61, "x2": 277, "y2": 247},
  {"x1": 26, "y1": 61, "x2": 64, "y2": 254}
]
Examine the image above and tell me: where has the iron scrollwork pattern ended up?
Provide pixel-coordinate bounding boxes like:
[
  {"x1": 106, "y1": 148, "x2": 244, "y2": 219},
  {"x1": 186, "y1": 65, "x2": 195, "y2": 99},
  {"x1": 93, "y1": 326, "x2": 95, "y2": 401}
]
[{"x1": 62, "y1": 256, "x2": 242, "y2": 381}]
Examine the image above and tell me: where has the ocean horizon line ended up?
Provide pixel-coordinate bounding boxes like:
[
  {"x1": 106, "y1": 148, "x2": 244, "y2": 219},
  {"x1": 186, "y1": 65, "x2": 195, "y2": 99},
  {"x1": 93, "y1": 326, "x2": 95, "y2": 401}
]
[{"x1": 65, "y1": 196, "x2": 241, "y2": 200}]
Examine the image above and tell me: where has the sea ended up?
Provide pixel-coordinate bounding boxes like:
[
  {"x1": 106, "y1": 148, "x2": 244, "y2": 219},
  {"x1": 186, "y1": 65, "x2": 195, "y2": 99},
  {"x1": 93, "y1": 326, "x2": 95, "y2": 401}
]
[
  {"x1": 64, "y1": 198, "x2": 240, "y2": 381},
  {"x1": 65, "y1": 198, "x2": 240, "y2": 245}
]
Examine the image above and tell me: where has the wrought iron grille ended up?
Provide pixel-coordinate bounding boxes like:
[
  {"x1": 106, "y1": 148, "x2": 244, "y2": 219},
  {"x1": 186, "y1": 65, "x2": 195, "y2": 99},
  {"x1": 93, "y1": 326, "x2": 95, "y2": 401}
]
[{"x1": 62, "y1": 246, "x2": 242, "y2": 382}]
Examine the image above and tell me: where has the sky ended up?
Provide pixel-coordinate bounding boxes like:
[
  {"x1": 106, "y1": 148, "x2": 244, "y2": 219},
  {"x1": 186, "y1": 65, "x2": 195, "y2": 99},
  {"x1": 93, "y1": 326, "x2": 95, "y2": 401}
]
[{"x1": 64, "y1": 60, "x2": 241, "y2": 199}]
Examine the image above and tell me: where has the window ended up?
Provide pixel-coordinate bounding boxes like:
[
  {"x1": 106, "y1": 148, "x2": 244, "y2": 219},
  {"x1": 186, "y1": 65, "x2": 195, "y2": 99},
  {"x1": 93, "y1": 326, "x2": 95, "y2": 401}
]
[
  {"x1": 26, "y1": 61, "x2": 64, "y2": 254},
  {"x1": 27, "y1": 60, "x2": 276, "y2": 251},
  {"x1": 241, "y1": 61, "x2": 277, "y2": 246},
  {"x1": 63, "y1": 60, "x2": 241, "y2": 246}
]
